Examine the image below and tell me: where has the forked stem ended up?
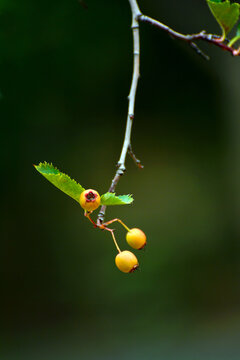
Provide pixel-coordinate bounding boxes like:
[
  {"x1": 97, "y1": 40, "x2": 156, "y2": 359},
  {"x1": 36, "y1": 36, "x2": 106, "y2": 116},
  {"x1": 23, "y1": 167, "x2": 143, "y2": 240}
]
[
  {"x1": 84, "y1": 212, "x2": 122, "y2": 253},
  {"x1": 103, "y1": 218, "x2": 130, "y2": 232}
]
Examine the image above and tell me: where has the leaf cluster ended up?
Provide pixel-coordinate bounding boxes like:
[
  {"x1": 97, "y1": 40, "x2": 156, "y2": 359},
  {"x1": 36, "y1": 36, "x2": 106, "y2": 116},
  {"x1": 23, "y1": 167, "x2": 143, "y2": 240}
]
[{"x1": 34, "y1": 162, "x2": 133, "y2": 207}]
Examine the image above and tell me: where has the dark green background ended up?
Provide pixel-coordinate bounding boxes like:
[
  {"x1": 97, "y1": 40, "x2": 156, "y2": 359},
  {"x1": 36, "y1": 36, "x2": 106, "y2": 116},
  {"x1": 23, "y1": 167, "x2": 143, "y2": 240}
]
[{"x1": 1, "y1": 1, "x2": 240, "y2": 359}]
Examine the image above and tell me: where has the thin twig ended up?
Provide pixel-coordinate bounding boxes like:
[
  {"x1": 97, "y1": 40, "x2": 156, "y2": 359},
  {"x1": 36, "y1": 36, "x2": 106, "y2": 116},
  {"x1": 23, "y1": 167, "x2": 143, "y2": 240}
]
[
  {"x1": 128, "y1": 144, "x2": 144, "y2": 169},
  {"x1": 189, "y1": 42, "x2": 210, "y2": 61},
  {"x1": 97, "y1": 0, "x2": 142, "y2": 225},
  {"x1": 139, "y1": 15, "x2": 240, "y2": 57}
]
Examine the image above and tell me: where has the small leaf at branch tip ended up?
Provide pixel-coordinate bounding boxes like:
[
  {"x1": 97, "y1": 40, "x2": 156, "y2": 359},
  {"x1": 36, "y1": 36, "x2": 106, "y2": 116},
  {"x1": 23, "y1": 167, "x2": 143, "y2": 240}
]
[{"x1": 100, "y1": 192, "x2": 134, "y2": 206}]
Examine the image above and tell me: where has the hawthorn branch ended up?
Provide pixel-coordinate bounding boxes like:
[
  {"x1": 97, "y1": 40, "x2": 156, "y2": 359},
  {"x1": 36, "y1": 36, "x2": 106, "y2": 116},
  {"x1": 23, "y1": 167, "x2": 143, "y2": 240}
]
[
  {"x1": 97, "y1": 0, "x2": 240, "y2": 225},
  {"x1": 97, "y1": 0, "x2": 142, "y2": 225}
]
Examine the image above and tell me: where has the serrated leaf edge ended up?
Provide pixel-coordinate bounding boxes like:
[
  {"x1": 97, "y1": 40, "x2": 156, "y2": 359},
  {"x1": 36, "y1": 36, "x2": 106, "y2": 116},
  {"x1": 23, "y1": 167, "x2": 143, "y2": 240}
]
[
  {"x1": 100, "y1": 192, "x2": 134, "y2": 205},
  {"x1": 34, "y1": 161, "x2": 85, "y2": 202}
]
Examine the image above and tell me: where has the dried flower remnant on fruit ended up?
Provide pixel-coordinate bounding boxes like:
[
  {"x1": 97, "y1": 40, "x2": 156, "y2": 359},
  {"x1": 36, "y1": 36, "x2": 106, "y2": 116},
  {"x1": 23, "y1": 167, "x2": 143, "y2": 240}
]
[
  {"x1": 79, "y1": 189, "x2": 101, "y2": 211},
  {"x1": 86, "y1": 191, "x2": 97, "y2": 202}
]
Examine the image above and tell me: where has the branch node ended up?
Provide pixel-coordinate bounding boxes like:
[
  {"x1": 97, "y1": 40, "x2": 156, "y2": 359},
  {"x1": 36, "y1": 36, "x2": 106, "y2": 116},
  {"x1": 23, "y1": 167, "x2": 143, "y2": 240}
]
[{"x1": 118, "y1": 166, "x2": 126, "y2": 175}]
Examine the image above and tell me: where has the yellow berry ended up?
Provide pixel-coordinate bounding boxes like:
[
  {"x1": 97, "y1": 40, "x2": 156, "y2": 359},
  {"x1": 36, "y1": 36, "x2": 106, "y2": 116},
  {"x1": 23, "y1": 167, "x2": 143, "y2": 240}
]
[
  {"x1": 115, "y1": 250, "x2": 139, "y2": 273},
  {"x1": 79, "y1": 189, "x2": 101, "y2": 211},
  {"x1": 126, "y1": 228, "x2": 146, "y2": 250}
]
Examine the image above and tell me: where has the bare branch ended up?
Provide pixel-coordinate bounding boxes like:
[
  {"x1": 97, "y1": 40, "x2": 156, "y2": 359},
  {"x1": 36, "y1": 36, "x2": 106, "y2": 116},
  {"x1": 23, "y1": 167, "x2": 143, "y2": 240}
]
[
  {"x1": 139, "y1": 15, "x2": 240, "y2": 57},
  {"x1": 97, "y1": 0, "x2": 240, "y2": 226},
  {"x1": 97, "y1": 0, "x2": 142, "y2": 225}
]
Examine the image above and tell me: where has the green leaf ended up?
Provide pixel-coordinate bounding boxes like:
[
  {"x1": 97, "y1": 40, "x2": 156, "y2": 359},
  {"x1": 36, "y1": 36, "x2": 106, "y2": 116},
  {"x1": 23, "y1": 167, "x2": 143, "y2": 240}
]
[
  {"x1": 237, "y1": 22, "x2": 240, "y2": 37},
  {"x1": 100, "y1": 192, "x2": 133, "y2": 206},
  {"x1": 34, "y1": 162, "x2": 85, "y2": 202},
  {"x1": 229, "y1": 23, "x2": 240, "y2": 46},
  {"x1": 207, "y1": 0, "x2": 240, "y2": 38}
]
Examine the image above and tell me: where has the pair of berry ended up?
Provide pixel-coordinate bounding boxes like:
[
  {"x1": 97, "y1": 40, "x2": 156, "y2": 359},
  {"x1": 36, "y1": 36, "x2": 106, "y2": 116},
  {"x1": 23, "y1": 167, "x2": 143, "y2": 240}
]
[
  {"x1": 80, "y1": 188, "x2": 146, "y2": 273},
  {"x1": 116, "y1": 227, "x2": 146, "y2": 273}
]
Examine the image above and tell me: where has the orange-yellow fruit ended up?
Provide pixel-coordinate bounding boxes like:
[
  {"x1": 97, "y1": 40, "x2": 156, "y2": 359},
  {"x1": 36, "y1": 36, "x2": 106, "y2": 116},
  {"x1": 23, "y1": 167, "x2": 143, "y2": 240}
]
[
  {"x1": 126, "y1": 228, "x2": 146, "y2": 250},
  {"x1": 115, "y1": 250, "x2": 139, "y2": 273},
  {"x1": 79, "y1": 189, "x2": 101, "y2": 212}
]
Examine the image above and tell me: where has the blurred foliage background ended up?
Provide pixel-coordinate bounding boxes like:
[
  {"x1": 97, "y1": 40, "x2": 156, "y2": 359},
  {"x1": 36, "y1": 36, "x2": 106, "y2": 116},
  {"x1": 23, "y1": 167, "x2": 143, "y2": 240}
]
[{"x1": 1, "y1": 0, "x2": 240, "y2": 359}]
